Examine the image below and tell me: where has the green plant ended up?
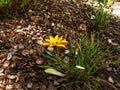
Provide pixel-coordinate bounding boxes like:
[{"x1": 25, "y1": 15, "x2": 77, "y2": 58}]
[
  {"x1": 93, "y1": 6, "x2": 110, "y2": 30},
  {"x1": 0, "y1": 0, "x2": 11, "y2": 7},
  {"x1": 0, "y1": 0, "x2": 29, "y2": 7},
  {"x1": 21, "y1": 0, "x2": 30, "y2": 4},
  {"x1": 0, "y1": 0, "x2": 30, "y2": 18},
  {"x1": 39, "y1": 34, "x2": 120, "y2": 89},
  {"x1": 94, "y1": 0, "x2": 114, "y2": 6}
]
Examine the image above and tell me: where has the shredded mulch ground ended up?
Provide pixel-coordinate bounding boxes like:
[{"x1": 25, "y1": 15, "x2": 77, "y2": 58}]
[{"x1": 0, "y1": 0, "x2": 120, "y2": 90}]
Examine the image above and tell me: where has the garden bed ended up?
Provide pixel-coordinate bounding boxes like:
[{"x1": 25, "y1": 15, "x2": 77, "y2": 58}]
[{"x1": 0, "y1": 0, "x2": 120, "y2": 90}]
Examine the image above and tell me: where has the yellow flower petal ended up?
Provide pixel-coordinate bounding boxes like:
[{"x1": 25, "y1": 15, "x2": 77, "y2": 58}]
[
  {"x1": 45, "y1": 39, "x2": 51, "y2": 43},
  {"x1": 43, "y1": 42, "x2": 50, "y2": 46},
  {"x1": 60, "y1": 39, "x2": 67, "y2": 43},
  {"x1": 49, "y1": 36, "x2": 54, "y2": 43},
  {"x1": 56, "y1": 44, "x2": 66, "y2": 48},
  {"x1": 55, "y1": 35, "x2": 59, "y2": 41},
  {"x1": 43, "y1": 35, "x2": 67, "y2": 48},
  {"x1": 49, "y1": 44, "x2": 54, "y2": 47},
  {"x1": 58, "y1": 36, "x2": 63, "y2": 42}
]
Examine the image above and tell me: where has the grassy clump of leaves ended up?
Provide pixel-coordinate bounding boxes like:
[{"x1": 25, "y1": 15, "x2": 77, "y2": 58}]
[
  {"x1": 93, "y1": 6, "x2": 110, "y2": 30},
  {"x1": 0, "y1": 0, "x2": 29, "y2": 7},
  {"x1": 39, "y1": 33, "x2": 120, "y2": 89},
  {"x1": 91, "y1": 0, "x2": 113, "y2": 30},
  {"x1": 0, "y1": 0, "x2": 11, "y2": 7},
  {"x1": 0, "y1": 0, "x2": 30, "y2": 18}
]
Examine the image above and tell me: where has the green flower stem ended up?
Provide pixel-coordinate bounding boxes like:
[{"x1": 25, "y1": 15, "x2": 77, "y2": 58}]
[{"x1": 55, "y1": 47, "x2": 60, "y2": 56}]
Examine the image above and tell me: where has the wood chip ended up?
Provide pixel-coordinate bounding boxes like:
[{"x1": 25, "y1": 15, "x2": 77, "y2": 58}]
[
  {"x1": 3, "y1": 61, "x2": 10, "y2": 68},
  {"x1": 111, "y1": 42, "x2": 119, "y2": 46},
  {"x1": 0, "y1": 69, "x2": 4, "y2": 73},
  {"x1": 107, "y1": 67, "x2": 112, "y2": 71},
  {"x1": 7, "y1": 53, "x2": 12, "y2": 60},
  {"x1": 0, "y1": 73, "x2": 6, "y2": 79},
  {"x1": 36, "y1": 59, "x2": 43, "y2": 64},
  {"x1": 7, "y1": 75, "x2": 17, "y2": 79},
  {"x1": 108, "y1": 76, "x2": 114, "y2": 83},
  {"x1": 36, "y1": 40, "x2": 43, "y2": 45},
  {"x1": 6, "y1": 85, "x2": 13, "y2": 90},
  {"x1": 40, "y1": 84, "x2": 46, "y2": 90},
  {"x1": 21, "y1": 50, "x2": 30, "y2": 56},
  {"x1": 18, "y1": 44, "x2": 25, "y2": 49}
]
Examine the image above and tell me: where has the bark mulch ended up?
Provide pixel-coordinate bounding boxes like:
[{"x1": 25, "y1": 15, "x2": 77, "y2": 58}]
[{"x1": 0, "y1": 0, "x2": 120, "y2": 90}]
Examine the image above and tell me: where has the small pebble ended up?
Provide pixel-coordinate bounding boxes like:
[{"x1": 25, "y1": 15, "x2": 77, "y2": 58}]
[
  {"x1": 65, "y1": 50, "x2": 70, "y2": 54},
  {"x1": 47, "y1": 47, "x2": 54, "y2": 52},
  {"x1": 51, "y1": 23, "x2": 55, "y2": 26},
  {"x1": 108, "y1": 39, "x2": 112, "y2": 43},
  {"x1": 27, "y1": 82, "x2": 33, "y2": 88}
]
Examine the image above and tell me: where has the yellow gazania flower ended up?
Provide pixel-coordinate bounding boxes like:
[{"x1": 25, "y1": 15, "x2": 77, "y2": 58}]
[{"x1": 43, "y1": 35, "x2": 67, "y2": 48}]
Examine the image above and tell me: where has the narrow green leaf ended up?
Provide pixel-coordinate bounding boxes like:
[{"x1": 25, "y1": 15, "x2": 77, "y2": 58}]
[{"x1": 45, "y1": 68, "x2": 65, "y2": 77}]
